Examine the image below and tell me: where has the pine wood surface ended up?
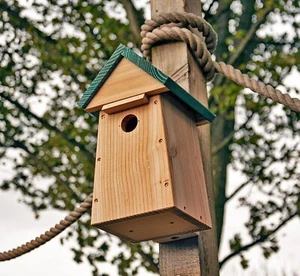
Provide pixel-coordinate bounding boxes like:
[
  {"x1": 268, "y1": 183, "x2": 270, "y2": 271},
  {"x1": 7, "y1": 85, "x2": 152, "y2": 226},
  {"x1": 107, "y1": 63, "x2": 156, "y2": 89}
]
[
  {"x1": 92, "y1": 94, "x2": 211, "y2": 242},
  {"x1": 161, "y1": 94, "x2": 211, "y2": 228},
  {"x1": 102, "y1": 93, "x2": 149, "y2": 114},
  {"x1": 86, "y1": 58, "x2": 168, "y2": 112},
  {"x1": 92, "y1": 95, "x2": 173, "y2": 223},
  {"x1": 151, "y1": 0, "x2": 220, "y2": 275}
]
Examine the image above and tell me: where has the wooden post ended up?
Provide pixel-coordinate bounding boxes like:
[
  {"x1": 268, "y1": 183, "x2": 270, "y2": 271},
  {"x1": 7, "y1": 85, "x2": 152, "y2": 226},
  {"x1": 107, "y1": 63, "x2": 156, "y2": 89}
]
[{"x1": 150, "y1": 0, "x2": 220, "y2": 275}]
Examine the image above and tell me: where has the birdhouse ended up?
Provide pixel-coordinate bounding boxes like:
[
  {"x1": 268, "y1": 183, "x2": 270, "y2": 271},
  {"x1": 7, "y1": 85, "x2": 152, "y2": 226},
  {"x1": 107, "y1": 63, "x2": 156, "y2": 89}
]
[{"x1": 78, "y1": 44, "x2": 215, "y2": 243}]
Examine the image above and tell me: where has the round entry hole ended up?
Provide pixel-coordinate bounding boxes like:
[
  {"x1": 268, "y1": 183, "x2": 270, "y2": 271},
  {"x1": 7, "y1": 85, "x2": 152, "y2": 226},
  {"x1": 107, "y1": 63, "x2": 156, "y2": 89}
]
[{"x1": 121, "y1": 114, "x2": 138, "y2": 132}]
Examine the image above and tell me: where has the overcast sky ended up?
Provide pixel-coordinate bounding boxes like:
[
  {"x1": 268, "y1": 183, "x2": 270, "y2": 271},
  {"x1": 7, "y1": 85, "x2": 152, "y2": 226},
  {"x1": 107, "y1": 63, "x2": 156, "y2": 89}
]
[{"x1": 1, "y1": 1, "x2": 300, "y2": 275}]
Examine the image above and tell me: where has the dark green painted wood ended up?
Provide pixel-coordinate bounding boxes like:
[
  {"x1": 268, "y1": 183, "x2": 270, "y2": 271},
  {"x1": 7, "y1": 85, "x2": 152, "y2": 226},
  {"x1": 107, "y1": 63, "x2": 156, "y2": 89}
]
[
  {"x1": 165, "y1": 78, "x2": 215, "y2": 122},
  {"x1": 78, "y1": 44, "x2": 215, "y2": 122}
]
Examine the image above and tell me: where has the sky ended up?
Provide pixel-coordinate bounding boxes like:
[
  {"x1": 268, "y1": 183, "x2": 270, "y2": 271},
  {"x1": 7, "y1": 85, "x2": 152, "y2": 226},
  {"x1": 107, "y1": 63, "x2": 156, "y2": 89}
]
[
  {"x1": 1, "y1": 169, "x2": 299, "y2": 275},
  {"x1": 1, "y1": 1, "x2": 300, "y2": 276}
]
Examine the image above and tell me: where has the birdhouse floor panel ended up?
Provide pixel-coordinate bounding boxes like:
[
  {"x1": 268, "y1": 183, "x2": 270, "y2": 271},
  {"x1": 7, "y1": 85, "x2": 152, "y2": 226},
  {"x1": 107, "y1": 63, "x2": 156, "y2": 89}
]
[{"x1": 93, "y1": 207, "x2": 209, "y2": 243}]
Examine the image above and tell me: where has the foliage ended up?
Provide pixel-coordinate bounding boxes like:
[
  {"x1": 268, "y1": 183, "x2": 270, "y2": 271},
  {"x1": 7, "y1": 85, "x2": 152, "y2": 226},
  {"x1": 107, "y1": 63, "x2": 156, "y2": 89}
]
[{"x1": 0, "y1": 0, "x2": 299, "y2": 274}]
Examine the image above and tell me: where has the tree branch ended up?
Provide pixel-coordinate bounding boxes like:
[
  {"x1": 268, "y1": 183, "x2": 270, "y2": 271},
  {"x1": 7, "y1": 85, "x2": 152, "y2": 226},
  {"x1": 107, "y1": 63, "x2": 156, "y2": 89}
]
[
  {"x1": 219, "y1": 211, "x2": 298, "y2": 268},
  {"x1": 2, "y1": 138, "x2": 81, "y2": 200},
  {"x1": 0, "y1": 92, "x2": 94, "y2": 160},
  {"x1": 227, "y1": 6, "x2": 273, "y2": 67},
  {"x1": 213, "y1": 0, "x2": 231, "y2": 60},
  {"x1": 123, "y1": 241, "x2": 159, "y2": 273},
  {"x1": 213, "y1": 5, "x2": 273, "y2": 88},
  {"x1": 212, "y1": 110, "x2": 255, "y2": 155},
  {"x1": 225, "y1": 181, "x2": 249, "y2": 202},
  {"x1": 212, "y1": 130, "x2": 234, "y2": 155},
  {"x1": 0, "y1": 2, "x2": 56, "y2": 45},
  {"x1": 118, "y1": 0, "x2": 145, "y2": 47}
]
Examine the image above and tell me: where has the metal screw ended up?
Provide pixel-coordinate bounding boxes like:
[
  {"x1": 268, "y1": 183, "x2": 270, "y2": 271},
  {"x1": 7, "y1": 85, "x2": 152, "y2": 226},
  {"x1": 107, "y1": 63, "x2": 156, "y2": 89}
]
[
  {"x1": 94, "y1": 198, "x2": 98, "y2": 203},
  {"x1": 97, "y1": 157, "x2": 101, "y2": 161},
  {"x1": 154, "y1": 100, "x2": 158, "y2": 104},
  {"x1": 159, "y1": 138, "x2": 163, "y2": 143},
  {"x1": 101, "y1": 114, "x2": 105, "y2": 119},
  {"x1": 164, "y1": 182, "x2": 169, "y2": 187}
]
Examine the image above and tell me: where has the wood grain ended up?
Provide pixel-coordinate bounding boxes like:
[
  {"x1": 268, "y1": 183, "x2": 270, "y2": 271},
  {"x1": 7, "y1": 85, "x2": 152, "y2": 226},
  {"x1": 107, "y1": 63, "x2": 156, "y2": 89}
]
[
  {"x1": 151, "y1": 0, "x2": 220, "y2": 275},
  {"x1": 160, "y1": 236, "x2": 201, "y2": 276},
  {"x1": 102, "y1": 94, "x2": 149, "y2": 114},
  {"x1": 92, "y1": 95, "x2": 172, "y2": 222},
  {"x1": 80, "y1": 45, "x2": 215, "y2": 122},
  {"x1": 161, "y1": 94, "x2": 211, "y2": 228},
  {"x1": 86, "y1": 58, "x2": 167, "y2": 112},
  {"x1": 92, "y1": 95, "x2": 211, "y2": 242}
]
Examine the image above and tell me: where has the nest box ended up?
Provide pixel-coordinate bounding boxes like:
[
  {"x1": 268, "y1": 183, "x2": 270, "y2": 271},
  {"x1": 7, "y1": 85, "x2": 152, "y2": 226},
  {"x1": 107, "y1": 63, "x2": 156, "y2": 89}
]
[{"x1": 78, "y1": 44, "x2": 215, "y2": 243}]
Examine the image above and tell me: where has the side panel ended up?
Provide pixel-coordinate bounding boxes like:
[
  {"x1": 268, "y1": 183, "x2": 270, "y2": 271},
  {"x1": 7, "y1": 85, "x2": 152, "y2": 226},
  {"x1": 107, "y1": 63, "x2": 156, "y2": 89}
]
[
  {"x1": 161, "y1": 94, "x2": 212, "y2": 228},
  {"x1": 91, "y1": 95, "x2": 174, "y2": 225}
]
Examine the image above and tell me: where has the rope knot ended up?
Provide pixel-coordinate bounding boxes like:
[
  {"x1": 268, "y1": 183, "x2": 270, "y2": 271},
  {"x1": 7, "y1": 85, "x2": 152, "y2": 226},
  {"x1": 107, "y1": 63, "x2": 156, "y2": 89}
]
[
  {"x1": 140, "y1": 12, "x2": 300, "y2": 112},
  {"x1": 141, "y1": 12, "x2": 218, "y2": 81}
]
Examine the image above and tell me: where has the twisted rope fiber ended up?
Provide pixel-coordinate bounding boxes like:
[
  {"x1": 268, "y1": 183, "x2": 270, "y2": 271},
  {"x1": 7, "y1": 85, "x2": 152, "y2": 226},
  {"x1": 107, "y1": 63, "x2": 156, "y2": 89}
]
[
  {"x1": 141, "y1": 12, "x2": 300, "y2": 112},
  {"x1": 0, "y1": 193, "x2": 93, "y2": 262}
]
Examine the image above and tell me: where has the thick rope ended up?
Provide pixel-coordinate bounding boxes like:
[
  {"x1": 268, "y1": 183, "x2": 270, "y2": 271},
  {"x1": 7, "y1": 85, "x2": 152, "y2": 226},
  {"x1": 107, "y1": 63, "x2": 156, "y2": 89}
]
[
  {"x1": 141, "y1": 12, "x2": 300, "y2": 112},
  {"x1": 0, "y1": 193, "x2": 93, "y2": 262}
]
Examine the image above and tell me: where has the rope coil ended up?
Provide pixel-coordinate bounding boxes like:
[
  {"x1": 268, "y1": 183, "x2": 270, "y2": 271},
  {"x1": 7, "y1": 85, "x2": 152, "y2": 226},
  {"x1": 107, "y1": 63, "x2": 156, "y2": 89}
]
[{"x1": 141, "y1": 12, "x2": 300, "y2": 112}]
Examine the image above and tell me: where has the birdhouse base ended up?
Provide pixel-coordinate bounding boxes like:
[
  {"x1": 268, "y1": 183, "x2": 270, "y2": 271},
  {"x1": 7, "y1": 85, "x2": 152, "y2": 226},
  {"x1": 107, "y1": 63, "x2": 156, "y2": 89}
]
[{"x1": 93, "y1": 207, "x2": 209, "y2": 243}]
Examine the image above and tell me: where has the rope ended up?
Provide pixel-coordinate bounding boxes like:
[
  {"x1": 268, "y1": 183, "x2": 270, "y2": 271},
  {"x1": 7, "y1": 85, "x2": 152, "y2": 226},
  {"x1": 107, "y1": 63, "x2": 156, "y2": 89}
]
[
  {"x1": 0, "y1": 193, "x2": 93, "y2": 262},
  {"x1": 141, "y1": 12, "x2": 300, "y2": 112}
]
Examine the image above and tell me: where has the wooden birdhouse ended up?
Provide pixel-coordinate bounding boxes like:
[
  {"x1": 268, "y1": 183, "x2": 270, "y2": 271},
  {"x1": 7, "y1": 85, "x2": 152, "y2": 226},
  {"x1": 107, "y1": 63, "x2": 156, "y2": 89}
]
[{"x1": 78, "y1": 44, "x2": 215, "y2": 243}]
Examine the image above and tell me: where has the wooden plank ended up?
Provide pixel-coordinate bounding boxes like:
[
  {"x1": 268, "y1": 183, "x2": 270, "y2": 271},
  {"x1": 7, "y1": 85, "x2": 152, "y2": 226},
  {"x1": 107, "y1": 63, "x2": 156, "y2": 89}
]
[
  {"x1": 92, "y1": 95, "x2": 174, "y2": 241},
  {"x1": 85, "y1": 58, "x2": 167, "y2": 112},
  {"x1": 102, "y1": 94, "x2": 149, "y2": 114},
  {"x1": 150, "y1": 0, "x2": 220, "y2": 275},
  {"x1": 92, "y1": 95, "x2": 173, "y2": 222},
  {"x1": 161, "y1": 94, "x2": 212, "y2": 228},
  {"x1": 160, "y1": 236, "x2": 201, "y2": 276},
  {"x1": 97, "y1": 209, "x2": 201, "y2": 243}
]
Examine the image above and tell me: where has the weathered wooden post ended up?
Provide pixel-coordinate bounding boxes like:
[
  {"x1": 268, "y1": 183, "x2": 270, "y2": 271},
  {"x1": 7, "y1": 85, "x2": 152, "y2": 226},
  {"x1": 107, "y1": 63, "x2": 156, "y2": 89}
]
[{"x1": 149, "y1": 0, "x2": 220, "y2": 275}]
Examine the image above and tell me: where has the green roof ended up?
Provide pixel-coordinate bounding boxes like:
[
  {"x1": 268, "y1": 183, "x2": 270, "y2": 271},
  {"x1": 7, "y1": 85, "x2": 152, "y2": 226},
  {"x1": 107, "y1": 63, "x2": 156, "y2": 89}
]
[{"x1": 78, "y1": 44, "x2": 215, "y2": 123}]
